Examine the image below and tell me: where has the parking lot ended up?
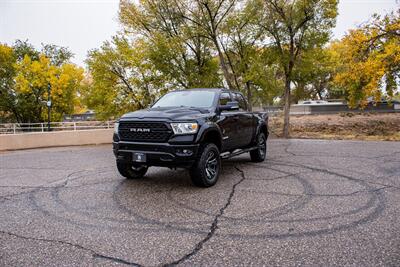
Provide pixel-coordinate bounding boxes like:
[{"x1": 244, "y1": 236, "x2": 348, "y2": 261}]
[{"x1": 1, "y1": 139, "x2": 399, "y2": 266}]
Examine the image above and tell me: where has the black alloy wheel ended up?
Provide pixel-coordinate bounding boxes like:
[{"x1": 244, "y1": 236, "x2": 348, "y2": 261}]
[
  {"x1": 205, "y1": 150, "x2": 218, "y2": 181},
  {"x1": 250, "y1": 132, "x2": 267, "y2": 162},
  {"x1": 190, "y1": 143, "x2": 221, "y2": 187}
]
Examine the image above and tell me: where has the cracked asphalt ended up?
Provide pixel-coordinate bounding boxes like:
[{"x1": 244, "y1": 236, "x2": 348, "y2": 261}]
[{"x1": 0, "y1": 139, "x2": 399, "y2": 266}]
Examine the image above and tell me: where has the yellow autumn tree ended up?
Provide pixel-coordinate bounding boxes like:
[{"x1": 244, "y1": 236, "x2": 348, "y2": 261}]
[
  {"x1": 0, "y1": 44, "x2": 17, "y2": 122},
  {"x1": 332, "y1": 10, "x2": 400, "y2": 107},
  {"x1": 13, "y1": 54, "x2": 84, "y2": 122},
  {"x1": 0, "y1": 41, "x2": 84, "y2": 123}
]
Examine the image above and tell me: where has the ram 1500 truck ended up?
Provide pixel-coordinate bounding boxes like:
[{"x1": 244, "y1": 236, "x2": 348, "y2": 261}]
[{"x1": 113, "y1": 88, "x2": 268, "y2": 187}]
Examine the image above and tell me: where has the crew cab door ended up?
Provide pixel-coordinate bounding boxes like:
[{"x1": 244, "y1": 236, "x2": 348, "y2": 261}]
[
  {"x1": 217, "y1": 92, "x2": 237, "y2": 152},
  {"x1": 232, "y1": 93, "x2": 254, "y2": 147}
]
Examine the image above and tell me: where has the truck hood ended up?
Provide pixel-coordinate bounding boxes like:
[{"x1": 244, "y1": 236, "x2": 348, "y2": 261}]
[{"x1": 120, "y1": 106, "x2": 212, "y2": 121}]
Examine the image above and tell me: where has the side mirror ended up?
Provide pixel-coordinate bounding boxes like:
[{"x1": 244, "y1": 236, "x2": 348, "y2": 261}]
[{"x1": 219, "y1": 101, "x2": 239, "y2": 112}]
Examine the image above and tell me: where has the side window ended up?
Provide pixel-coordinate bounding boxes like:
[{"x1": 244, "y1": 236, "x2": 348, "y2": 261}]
[
  {"x1": 234, "y1": 93, "x2": 247, "y2": 111},
  {"x1": 219, "y1": 92, "x2": 231, "y2": 106}
]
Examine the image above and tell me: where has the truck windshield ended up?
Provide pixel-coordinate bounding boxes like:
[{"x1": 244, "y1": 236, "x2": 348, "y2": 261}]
[{"x1": 152, "y1": 90, "x2": 216, "y2": 108}]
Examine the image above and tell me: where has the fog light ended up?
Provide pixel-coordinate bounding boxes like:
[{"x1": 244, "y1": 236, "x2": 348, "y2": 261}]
[{"x1": 176, "y1": 148, "x2": 193, "y2": 156}]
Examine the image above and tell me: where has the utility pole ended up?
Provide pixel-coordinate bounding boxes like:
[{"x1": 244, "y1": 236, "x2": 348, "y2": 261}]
[{"x1": 47, "y1": 83, "x2": 52, "y2": 131}]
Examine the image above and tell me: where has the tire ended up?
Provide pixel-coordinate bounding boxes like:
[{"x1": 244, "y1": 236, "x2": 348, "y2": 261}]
[
  {"x1": 250, "y1": 132, "x2": 267, "y2": 162},
  {"x1": 189, "y1": 143, "x2": 221, "y2": 187},
  {"x1": 117, "y1": 162, "x2": 148, "y2": 179}
]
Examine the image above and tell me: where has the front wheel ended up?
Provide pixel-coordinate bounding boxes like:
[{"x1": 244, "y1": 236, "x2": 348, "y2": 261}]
[
  {"x1": 189, "y1": 143, "x2": 221, "y2": 187},
  {"x1": 117, "y1": 162, "x2": 148, "y2": 179},
  {"x1": 250, "y1": 132, "x2": 267, "y2": 162}
]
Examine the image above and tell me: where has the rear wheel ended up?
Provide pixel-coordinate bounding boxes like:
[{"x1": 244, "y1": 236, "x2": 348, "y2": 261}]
[
  {"x1": 250, "y1": 132, "x2": 267, "y2": 162},
  {"x1": 117, "y1": 162, "x2": 148, "y2": 179},
  {"x1": 190, "y1": 143, "x2": 221, "y2": 187}
]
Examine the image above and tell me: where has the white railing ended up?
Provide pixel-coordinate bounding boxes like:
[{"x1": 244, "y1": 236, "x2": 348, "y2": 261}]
[{"x1": 0, "y1": 121, "x2": 114, "y2": 135}]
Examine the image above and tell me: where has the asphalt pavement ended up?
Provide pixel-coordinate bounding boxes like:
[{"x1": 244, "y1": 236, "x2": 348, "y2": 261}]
[{"x1": 1, "y1": 139, "x2": 399, "y2": 266}]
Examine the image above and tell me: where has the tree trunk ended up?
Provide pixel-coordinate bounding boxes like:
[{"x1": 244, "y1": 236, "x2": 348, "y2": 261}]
[
  {"x1": 283, "y1": 77, "x2": 291, "y2": 138},
  {"x1": 213, "y1": 38, "x2": 234, "y2": 90},
  {"x1": 317, "y1": 90, "x2": 322, "y2": 100},
  {"x1": 246, "y1": 81, "x2": 252, "y2": 111}
]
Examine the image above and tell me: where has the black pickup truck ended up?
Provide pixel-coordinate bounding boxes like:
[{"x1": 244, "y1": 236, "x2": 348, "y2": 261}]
[{"x1": 113, "y1": 88, "x2": 268, "y2": 187}]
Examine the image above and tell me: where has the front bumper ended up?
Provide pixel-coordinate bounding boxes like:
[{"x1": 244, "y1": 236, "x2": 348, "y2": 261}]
[{"x1": 113, "y1": 141, "x2": 199, "y2": 168}]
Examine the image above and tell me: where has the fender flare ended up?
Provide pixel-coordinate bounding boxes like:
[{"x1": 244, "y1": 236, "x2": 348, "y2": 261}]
[
  {"x1": 252, "y1": 120, "x2": 269, "y2": 145},
  {"x1": 195, "y1": 123, "x2": 223, "y2": 147}
]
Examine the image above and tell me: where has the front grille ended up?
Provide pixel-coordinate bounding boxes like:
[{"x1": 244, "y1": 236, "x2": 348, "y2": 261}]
[{"x1": 118, "y1": 121, "x2": 172, "y2": 142}]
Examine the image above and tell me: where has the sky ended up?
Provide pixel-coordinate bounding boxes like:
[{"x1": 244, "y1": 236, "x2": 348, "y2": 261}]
[{"x1": 1, "y1": 0, "x2": 399, "y2": 67}]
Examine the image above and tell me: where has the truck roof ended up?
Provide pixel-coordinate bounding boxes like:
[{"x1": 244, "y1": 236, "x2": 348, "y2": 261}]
[
  {"x1": 178, "y1": 88, "x2": 226, "y2": 91},
  {"x1": 173, "y1": 88, "x2": 238, "y2": 94}
]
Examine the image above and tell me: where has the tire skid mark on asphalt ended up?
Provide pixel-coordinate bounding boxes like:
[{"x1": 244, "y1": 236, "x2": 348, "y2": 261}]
[
  {"x1": 239, "y1": 170, "x2": 310, "y2": 181},
  {"x1": 229, "y1": 185, "x2": 382, "y2": 224},
  {"x1": 25, "y1": 165, "x2": 230, "y2": 231},
  {"x1": 0, "y1": 167, "x2": 92, "y2": 171},
  {"x1": 164, "y1": 164, "x2": 313, "y2": 221},
  {"x1": 21, "y1": 165, "x2": 249, "y2": 266},
  {"x1": 220, "y1": 167, "x2": 383, "y2": 226},
  {"x1": 0, "y1": 169, "x2": 87, "y2": 202},
  {"x1": 225, "y1": 189, "x2": 386, "y2": 240},
  {"x1": 111, "y1": 180, "x2": 213, "y2": 229},
  {"x1": 28, "y1": 176, "x2": 209, "y2": 233},
  {"x1": 29, "y1": 186, "x2": 206, "y2": 234},
  {"x1": 27, "y1": 166, "x2": 304, "y2": 231},
  {"x1": 283, "y1": 142, "x2": 297, "y2": 156},
  {"x1": 0, "y1": 230, "x2": 142, "y2": 267},
  {"x1": 33, "y1": 159, "x2": 389, "y2": 239},
  {"x1": 0, "y1": 167, "x2": 115, "y2": 202},
  {"x1": 22, "y1": 156, "x2": 393, "y2": 237},
  {"x1": 300, "y1": 154, "x2": 400, "y2": 186},
  {"x1": 273, "y1": 139, "x2": 400, "y2": 160},
  {"x1": 1, "y1": 141, "x2": 398, "y2": 266},
  {"x1": 240, "y1": 185, "x2": 392, "y2": 197},
  {"x1": 51, "y1": 179, "x2": 148, "y2": 226},
  {"x1": 2, "y1": 168, "x2": 174, "y2": 234},
  {"x1": 248, "y1": 161, "x2": 399, "y2": 194},
  {"x1": 216, "y1": 159, "x2": 387, "y2": 239},
  {"x1": 267, "y1": 159, "x2": 400, "y2": 190},
  {"x1": 232, "y1": 167, "x2": 316, "y2": 220},
  {"x1": 163, "y1": 166, "x2": 247, "y2": 266},
  {"x1": 168, "y1": 158, "x2": 387, "y2": 259}
]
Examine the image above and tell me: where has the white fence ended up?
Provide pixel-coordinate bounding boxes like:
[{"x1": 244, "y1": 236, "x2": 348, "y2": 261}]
[{"x1": 0, "y1": 121, "x2": 114, "y2": 135}]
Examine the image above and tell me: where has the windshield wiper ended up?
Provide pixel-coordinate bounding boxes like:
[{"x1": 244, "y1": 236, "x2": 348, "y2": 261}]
[
  {"x1": 151, "y1": 105, "x2": 208, "y2": 113},
  {"x1": 186, "y1": 106, "x2": 209, "y2": 114}
]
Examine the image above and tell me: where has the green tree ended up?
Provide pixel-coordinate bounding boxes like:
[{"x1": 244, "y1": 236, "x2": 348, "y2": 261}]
[
  {"x1": 120, "y1": 0, "x2": 278, "y2": 109},
  {"x1": 257, "y1": 0, "x2": 338, "y2": 137},
  {"x1": 87, "y1": 0, "x2": 340, "y2": 121},
  {"x1": 13, "y1": 40, "x2": 39, "y2": 62},
  {"x1": 219, "y1": 2, "x2": 263, "y2": 109},
  {"x1": 83, "y1": 37, "x2": 166, "y2": 120},
  {"x1": 119, "y1": 0, "x2": 221, "y2": 89},
  {"x1": 41, "y1": 44, "x2": 74, "y2": 67},
  {"x1": 291, "y1": 46, "x2": 338, "y2": 102},
  {"x1": 171, "y1": 0, "x2": 238, "y2": 89}
]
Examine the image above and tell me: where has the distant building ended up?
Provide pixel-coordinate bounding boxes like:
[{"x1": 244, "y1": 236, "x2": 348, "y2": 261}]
[
  {"x1": 291, "y1": 100, "x2": 400, "y2": 115},
  {"x1": 63, "y1": 110, "x2": 96, "y2": 122},
  {"x1": 298, "y1": 100, "x2": 345, "y2": 105}
]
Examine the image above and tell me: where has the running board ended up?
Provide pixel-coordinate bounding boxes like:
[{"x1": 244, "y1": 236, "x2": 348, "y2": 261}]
[{"x1": 220, "y1": 146, "x2": 258, "y2": 159}]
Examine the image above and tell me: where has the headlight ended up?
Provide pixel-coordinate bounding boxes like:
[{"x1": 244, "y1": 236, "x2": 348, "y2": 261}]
[
  {"x1": 171, "y1": 122, "x2": 198, "y2": 135},
  {"x1": 114, "y1": 122, "x2": 119, "y2": 134}
]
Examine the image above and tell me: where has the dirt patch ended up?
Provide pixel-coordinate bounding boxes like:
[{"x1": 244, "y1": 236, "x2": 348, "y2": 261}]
[{"x1": 269, "y1": 112, "x2": 400, "y2": 141}]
